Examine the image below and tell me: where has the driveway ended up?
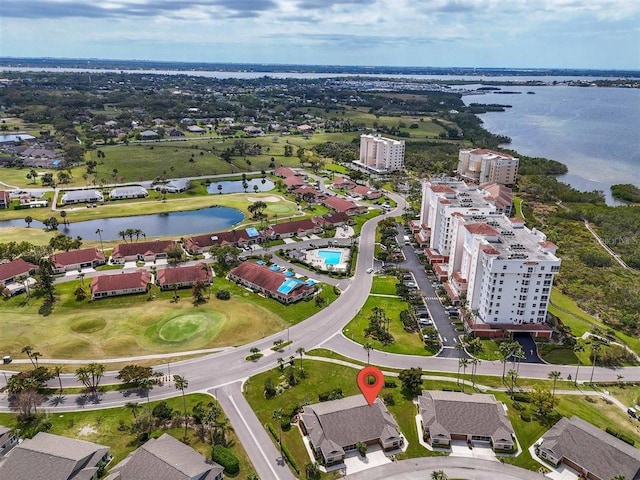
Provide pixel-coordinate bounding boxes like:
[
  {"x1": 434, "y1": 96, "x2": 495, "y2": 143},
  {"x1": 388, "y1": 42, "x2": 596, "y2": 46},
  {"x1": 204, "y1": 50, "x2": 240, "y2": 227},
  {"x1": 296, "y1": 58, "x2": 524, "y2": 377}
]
[
  {"x1": 450, "y1": 440, "x2": 497, "y2": 461},
  {"x1": 514, "y1": 333, "x2": 545, "y2": 364}
]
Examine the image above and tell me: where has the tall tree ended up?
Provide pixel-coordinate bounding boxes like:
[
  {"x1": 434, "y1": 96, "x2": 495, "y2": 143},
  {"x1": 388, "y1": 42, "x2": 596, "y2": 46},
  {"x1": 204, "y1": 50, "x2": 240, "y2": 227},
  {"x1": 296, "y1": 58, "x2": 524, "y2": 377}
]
[
  {"x1": 95, "y1": 228, "x2": 104, "y2": 253},
  {"x1": 573, "y1": 342, "x2": 585, "y2": 385},
  {"x1": 36, "y1": 258, "x2": 56, "y2": 303},
  {"x1": 507, "y1": 369, "x2": 518, "y2": 398},
  {"x1": 590, "y1": 341, "x2": 602, "y2": 384},
  {"x1": 21, "y1": 345, "x2": 35, "y2": 367},
  {"x1": 363, "y1": 343, "x2": 373, "y2": 364},
  {"x1": 53, "y1": 365, "x2": 63, "y2": 393},
  {"x1": 272, "y1": 408, "x2": 284, "y2": 456},
  {"x1": 398, "y1": 367, "x2": 423, "y2": 396},
  {"x1": 548, "y1": 371, "x2": 562, "y2": 402},
  {"x1": 296, "y1": 347, "x2": 305, "y2": 372},
  {"x1": 24, "y1": 216, "x2": 33, "y2": 228},
  {"x1": 174, "y1": 375, "x2": 189, "y2": 440},
  {"x1": 458, "y1": 358, "x2": 469, "y2": 391}
]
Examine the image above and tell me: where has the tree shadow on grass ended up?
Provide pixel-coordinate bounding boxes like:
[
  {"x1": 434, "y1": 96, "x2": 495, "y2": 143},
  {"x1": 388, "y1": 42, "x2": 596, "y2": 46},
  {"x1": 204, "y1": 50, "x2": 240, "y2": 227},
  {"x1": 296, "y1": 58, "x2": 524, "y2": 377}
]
[{"x1": 38, "y1": 300, "x2": 54, "y2": 317}]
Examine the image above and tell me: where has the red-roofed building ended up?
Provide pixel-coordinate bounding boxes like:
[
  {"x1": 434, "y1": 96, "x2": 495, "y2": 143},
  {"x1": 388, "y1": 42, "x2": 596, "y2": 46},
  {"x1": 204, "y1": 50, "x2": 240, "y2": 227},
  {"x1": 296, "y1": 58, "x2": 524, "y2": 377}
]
[
  {"x1": 267, "y1": 218, "x2": 322, "y2": 239},
  {"x1": 332, "y1": 177, "x2": 356, "y2": 190},
  {"x1": 350, "y1": 185, "x2": 382, "y2": 200},
  {"x1": 111, "y1": 240, "x2": 177, "y2": 264},
  {"x1": 0, "y1": 191, "x2": 10, "y2": 209},
  {"x1": 313, "y1": 212, "x2": 352, "y2": 228},
  {"x1": 274, "y1": 167, "x2": 299, "y2": 179},
  {"x1": 480, "y1": 182, "x2": 513, "y2": 215},
  {"x1": 0, "y1": 258, "x2": 38, "y2": 285},
  {"x1": 464, "y1": 223, "x2": 501, "y2": 237},
  {"x1": 284, "y1": 176, "x2": 305, "y2": 190},
  {"x1": 49, "y1": 248, "x2": 106, "y2": 274},
  {"x1": 90, "y1": 270, "x2": 151, "y2": 300},
  {"x1": 184, "y1": 229, "x2": 262, "y2": 254},
  {"x1": 293, "y1": 185, "x2": 327, "y2": 203},
  {"x1": 228, "y1": 262, "x2": 314, "y2": 304},
  {"x1": 156, "y1": 263, "x2": 212, "y2": 291},
  {"x1": 323, "y1": 196, "x2": 366, "y2": 216}
]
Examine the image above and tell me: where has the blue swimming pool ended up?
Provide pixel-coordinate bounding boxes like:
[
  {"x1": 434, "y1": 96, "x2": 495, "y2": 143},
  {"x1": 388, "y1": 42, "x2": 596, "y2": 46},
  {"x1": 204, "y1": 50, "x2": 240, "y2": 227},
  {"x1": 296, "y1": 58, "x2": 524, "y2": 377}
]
[{"x1": 318, "y1": 249, "x2": 342, "y2": 265}]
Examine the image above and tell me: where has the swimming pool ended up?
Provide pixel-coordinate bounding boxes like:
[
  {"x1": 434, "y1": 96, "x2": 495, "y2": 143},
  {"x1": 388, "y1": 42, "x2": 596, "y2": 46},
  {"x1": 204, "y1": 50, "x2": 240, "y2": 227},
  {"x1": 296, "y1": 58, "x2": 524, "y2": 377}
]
[{"x1": 317, "y1": 249, "x2": 342, "y2": 265}]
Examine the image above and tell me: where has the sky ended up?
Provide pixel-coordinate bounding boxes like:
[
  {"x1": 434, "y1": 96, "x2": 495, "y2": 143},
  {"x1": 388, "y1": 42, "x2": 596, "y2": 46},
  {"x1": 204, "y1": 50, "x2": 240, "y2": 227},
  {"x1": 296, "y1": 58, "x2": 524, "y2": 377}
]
[{"x1": 1, "y1": 0, "x2": 639, "y2": 70}]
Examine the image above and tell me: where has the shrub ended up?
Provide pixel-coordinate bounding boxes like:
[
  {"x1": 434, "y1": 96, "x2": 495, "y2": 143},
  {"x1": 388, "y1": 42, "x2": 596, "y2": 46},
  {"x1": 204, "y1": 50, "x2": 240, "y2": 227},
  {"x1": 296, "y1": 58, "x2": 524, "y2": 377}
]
[
  {"x1": 151, "y1": 401, "x2": 174, "y2": 421},
  {"x1": 520, "y1": 413, "x2": 531, "y2": 422},
  {"x1": 215, "y1": 289, "x2": 231, "y2": 300},
  {"x1": 605, "y1": 427, "x2": 635, "y2": 446},
  {"x1": 280, "y1": 415, "x2": 291, "y2": 431},
  {"x1": 212, "y1": 445, "x2": 240, "y2": 475},
  {"x1": 318, "y1": 388, "x2": 343, "y2": 402},
  {"x1": 384, "y1": 380, "x2": 397, "y2": 388},
  {"x1": 383, "y1": 393, "x2": 395, "y2": 406},
  {"x1": 513, "y1": 392, "x2": 531, "y2": 403}
]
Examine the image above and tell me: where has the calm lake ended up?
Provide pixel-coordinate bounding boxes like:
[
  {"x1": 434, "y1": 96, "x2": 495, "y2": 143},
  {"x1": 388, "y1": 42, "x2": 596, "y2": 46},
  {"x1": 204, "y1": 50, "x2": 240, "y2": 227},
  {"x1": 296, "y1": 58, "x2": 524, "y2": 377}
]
[
  {"x1": 206, "y1": 178, "x2": 275, "y2": 194},
  {"x1": 1, "y1": 206, "x2": 244, "y2": 241}
]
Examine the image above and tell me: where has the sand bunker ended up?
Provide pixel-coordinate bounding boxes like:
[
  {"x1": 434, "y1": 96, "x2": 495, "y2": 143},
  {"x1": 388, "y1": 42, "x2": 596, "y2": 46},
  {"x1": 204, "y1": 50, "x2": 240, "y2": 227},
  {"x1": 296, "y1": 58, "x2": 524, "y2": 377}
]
[{"x1": 247, "y1": 196, "x2": 282, "y2": 202}]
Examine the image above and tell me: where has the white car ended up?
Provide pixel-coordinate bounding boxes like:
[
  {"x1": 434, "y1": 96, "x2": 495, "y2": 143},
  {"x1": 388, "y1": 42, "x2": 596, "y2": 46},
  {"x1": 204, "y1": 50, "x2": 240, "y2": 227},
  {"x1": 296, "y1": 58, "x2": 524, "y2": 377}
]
[{"x1": 366, "y1": 268, "x2": 374, "y2": 274}]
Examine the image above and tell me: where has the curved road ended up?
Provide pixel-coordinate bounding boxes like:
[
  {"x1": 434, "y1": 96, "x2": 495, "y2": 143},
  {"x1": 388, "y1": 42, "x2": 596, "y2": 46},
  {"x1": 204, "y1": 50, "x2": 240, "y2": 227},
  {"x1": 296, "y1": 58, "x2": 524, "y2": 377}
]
[{"x1": 2, "y1": 192, "x2": 640, "y2": 480}]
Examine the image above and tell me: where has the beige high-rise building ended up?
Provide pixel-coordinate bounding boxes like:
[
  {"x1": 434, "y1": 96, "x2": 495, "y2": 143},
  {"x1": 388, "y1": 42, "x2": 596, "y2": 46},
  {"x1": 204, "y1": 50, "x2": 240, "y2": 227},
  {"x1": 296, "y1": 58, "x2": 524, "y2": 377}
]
[
  {"x1": 457, "y1": 148, "x2": 519, "y2": 186},
  {"x1": 358, "y1": 134, "x2": 405, "y2": 173}
]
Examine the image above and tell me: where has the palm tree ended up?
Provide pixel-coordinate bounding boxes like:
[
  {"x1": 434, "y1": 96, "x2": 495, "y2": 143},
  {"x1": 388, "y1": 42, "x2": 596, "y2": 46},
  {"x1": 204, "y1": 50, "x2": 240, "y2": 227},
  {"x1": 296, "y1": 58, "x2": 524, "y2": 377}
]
[
  {"x1": 573, "y1": 342, "x2": 585, "y2": 385},
  {"x1": 21, "y1": 345, "x2": 34, "y2": 367},
  {"x1": 217, "y1": 184, "x2": 222, "y2": 195},
  {"x1": 60, "y1": 210, "x2": 67, "y2": 226},
  {"x1": 138, "y1": 376, "x2": 155, "y2": 411},
  {"x1": 31, "y1": 351, "x2": 41, "y2": 368},
  {"x1": 53, "y1": 365, "x2": 63, "y2": 393},
  {"x1": 458, "y1": 358, "x2": 469, "y2": 391},
  {"x1": 125, "y1": 401, "x2": 139, "y2": 419},
  {"x1": 590, "y1": 341, "x2": 602, "y2": 384},
  {"x1": 363, "y1": 343, "x2": 373, "y2": 364},
  {"x1": 174, "y1": 375, "x2": 189, "y2": 440},
  {"x1": 431, "y1": 471, "x2": 448, "y2": 480},
  {"x1": 95, "y1": 228, "x2": 104, "y2": 253},
  {"x1": 470, "y1": 358, "x2": 480, "y2": 389},
  {"x1": 507, "y1": 369, "x2": 518, "y2": 398},
  {"x1": 272, "y1": 408, "x2": 283, "y2": 456},
  {"x1": 24, "y1": 216, "x2": 33, "y2": 228},
  {"x1": 296, "y1": 347, "x2": 305, "y2": 372},
  {"x1": 77, "y1": 272, "x2": 85, "y2": 286},
  {"x1": 548, "y1": 371, "x2": 561, "y2": 402},
  {"x1": 499, "y1": 341, "x2": 515, "y2": 382},
  {"x1": 277, "y1": 357, "x2": 284, "y2": 371},
  {"x1": 203, "y1": 404, "x2": 221, "y2": 446},
  {"x1": 118, "y1": 230, "x2": 127, "y2": 243}
]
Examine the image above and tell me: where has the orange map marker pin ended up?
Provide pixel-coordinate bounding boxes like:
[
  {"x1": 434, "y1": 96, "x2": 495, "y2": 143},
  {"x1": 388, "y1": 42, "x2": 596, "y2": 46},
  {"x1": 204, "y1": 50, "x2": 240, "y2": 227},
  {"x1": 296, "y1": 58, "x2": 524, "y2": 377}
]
[{"x1": 357, "y1": 365, "x2": 384, "y2": 406}]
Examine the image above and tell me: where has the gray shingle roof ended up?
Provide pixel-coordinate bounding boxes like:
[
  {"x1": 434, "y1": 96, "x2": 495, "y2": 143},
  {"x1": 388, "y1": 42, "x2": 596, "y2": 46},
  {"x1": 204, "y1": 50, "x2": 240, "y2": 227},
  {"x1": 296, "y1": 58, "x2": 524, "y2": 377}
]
[
  {"x1": 0, "y1": 432, "x2": 109, "y2": 480},
  {"x1": 538, "y1": 416, "x2": 640, "y2": 480},
  {"x1": 418, "y1": 390, "x2": 515, "y2": 443},
  {"x1": 301, "y1": 395, "x2": 402, "y2": 461},
  {"x1": 106, "y1": 433, "x2": 223, "y2": 480}
]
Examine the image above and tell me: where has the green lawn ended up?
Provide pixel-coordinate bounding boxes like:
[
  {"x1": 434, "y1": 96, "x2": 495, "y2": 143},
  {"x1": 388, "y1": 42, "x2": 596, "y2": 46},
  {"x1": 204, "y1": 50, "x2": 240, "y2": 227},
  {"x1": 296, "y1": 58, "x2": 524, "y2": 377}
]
[
  {"x1": 0, "y1": 276, "x2": 337, "y2": 360},
  {"x1": 370, "y1": 275, "x2": 399, "y2": 296},
  {"x1": 472, "y1": 339, "x2": 504, "y2": 361},
  {"x1": 0, "y1": 394, "x2": 256, "y2": 477},
  {"x1": 343, "y1": 296, "x2": 432, "y2": 356}
]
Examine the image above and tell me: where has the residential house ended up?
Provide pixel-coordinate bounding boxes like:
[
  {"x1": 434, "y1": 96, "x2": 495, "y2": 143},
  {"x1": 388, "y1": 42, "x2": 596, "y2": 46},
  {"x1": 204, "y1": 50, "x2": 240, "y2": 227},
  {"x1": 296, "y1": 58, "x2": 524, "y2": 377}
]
[
  {"x1": 535, "y1": 416, "x2": 640, "y2": 480},
  {"x1": 0, "y1": 258, "x2": 38, "y2": 285},
  {"x1": 50, "y1": 247, "x2": 106, "y2": 274},
  {"x1": 104, "y1": 433, "x2": 223, "y2": 480},
  {"x1": 284, "y1": 175, "x2": 305, "y2": 190},
  {"x1": 297, "y1": 124, "x2": 315, "y2": 133},
  {"x1": 323, "y1": 196, "x2": 367, "y2": 216},
  {"x1": 167, "y1": 128, "x2": 185, "y2": 137},
  {"x1": 299, "y1": 395, "x2": 404, "y2": 466},
  {"x1": 0, "y1": 431, "x2": 110, "y2": 480},
  {"x1": 184, "y1": 227, "x2": 262, "y2": 254},
  {"x1": 0, "y1": 191, "x2": 10, "y2": 209},
  {"x1": 0, "y1": 425, "x2": 18, "y2": 457},
  {"x1": 156, "y1": 263, "x2": 212, "y2": 291},
  {"x1": 274, "y1": 166, "x2": 299, "y2": 179},
  {"x1": 111, "y1": 240, "x2": 176, "y2": 264},
  {"x1": 293, "y1": 185, "x2": 327, "y2": 204},
  {"x1": 90, "y1": 270, "x2": 151, "y2": 300},
  {"x1": 266, "y1": 218, "x2": 322, "y2": 239},
  {"x1": 61, "y1": 189, "x2": 104, "y2": 205},
  {"x1": 350, "y1": 185, "x2": 383, "y2": 200},
  {"x1": 332, "y1": 177, "x2": 356, "y2": 190},
  {"x1": 187, "y1": 125, "x2": 206, "y2": 133},
  {"x1": 163, "y1": 178, "x2": 191, "y2": 193},
  {"x1": 228, "y1": 261, "x2": 315, "y2": 304},
  {"x1": 139, "y1": 130, "x2": 160, "y2": 140},
  {"x1": 109, "y1": 186, "x2": 148, "y2": 200},
  {"x1": 313, "y1": 212, "x2": 352, "y2": 228},
  {"x1": 418, "y1": 390, "x2": 515, "y2": 451},
  {"x1": 243, "y1": 125, "x2": 264, "y2": 136}
]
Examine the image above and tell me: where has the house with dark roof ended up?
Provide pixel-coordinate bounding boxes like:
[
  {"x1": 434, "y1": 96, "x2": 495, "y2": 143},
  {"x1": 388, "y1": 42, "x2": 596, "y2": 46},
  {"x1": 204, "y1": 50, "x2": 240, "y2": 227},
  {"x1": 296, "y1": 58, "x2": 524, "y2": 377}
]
[
  {"x1": 109, "y1": 186, "x2": 148, "y2": 200},
  {"x1": 266, "y1": 218, "x2": 322, "y2": 239},
  {"x1": 323, "y1": 196, "x2": 367, "y2": 216},
  {"x1": 139, "y1": 130, "x2": 160, "y2": 140},
  {"x1": 313, "y1": 212, "x2": 352, "y2": 228},
  {"x1": 104, "y1": 433, "x2": 223, "y2": 480},
  {"x1": 0, "y1": 258, "x2": 38, "y2": 285},
  {"x1": 61, "y1": 189, "x2": 104, "y2": 205},
  {"x1": 0, "y1": 425, "x2": 18, "y2": 457},
  {"x1": 0, "y1": 431, "x2": 110, "y2": 480},
  {"x1": 50, "y1": 247, "x2": 106, "y2": 274},
  {"x1": 418, "y1": 390, "x2": 515, "y2": 450},
  {"x1": 90, "y1": 270, "x2": 151, "y2": 300},
  {"x1": 156, "y1": 263, "x2": 212, "y2": 291},
  {"x1": 228, "y1": 261, "x2": 314, "y2": 304},
  {"x1": 535, "y1": 416, "x2": 640, "y2": 480},
  {"x1": 184, "y1": 228, "x2": 262, "y2": 254},
  {"x1": 111, "y1": 240, "x2": 176, "y2": 264},
  {"x1": 0, "y1": 190, "x2": 10, "y2": 209},
  {"x1": 299, "y1": 395, "x2": 404, "y2": 466}
]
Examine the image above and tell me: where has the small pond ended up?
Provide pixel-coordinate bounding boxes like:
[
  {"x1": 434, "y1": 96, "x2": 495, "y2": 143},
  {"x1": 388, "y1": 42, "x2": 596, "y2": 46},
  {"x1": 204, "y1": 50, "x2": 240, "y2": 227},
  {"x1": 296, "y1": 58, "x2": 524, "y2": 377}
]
[{"x1": 206, "y1": 178, "x2": 274, "y2": 194}]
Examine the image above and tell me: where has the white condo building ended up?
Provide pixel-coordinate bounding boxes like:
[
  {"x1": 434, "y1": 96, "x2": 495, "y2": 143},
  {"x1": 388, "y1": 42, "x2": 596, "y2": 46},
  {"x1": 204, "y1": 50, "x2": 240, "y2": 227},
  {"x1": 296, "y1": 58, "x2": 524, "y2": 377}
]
[
  {"x1": 358, "y1": 134, "x2": 405, "y2": 173},
  {"x1": 417, "y1": 179, "x2": 512, "y2": 275},
  {"x1": 457, "y1": 148, "x2": 519, "y2": 186},
  {"x1": 447, "y1": 213, "x2": 560, "y2": 328}
]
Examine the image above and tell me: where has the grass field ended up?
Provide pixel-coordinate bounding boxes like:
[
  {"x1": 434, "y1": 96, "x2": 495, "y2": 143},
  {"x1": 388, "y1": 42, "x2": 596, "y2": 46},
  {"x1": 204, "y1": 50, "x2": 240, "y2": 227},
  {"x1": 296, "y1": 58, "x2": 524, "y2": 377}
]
[
  {"x1": 0, "y1": 393, "x2": 256, "y2": 477},
  {"x1": 0, "y1": 276, "x2": 337, "y2": 360},
  {"x1": 370, "y1": 275, "x2": 399, "y2": 296},
  {"x1": 342, "y1": 295, "x2": 432, "y2": 356}
]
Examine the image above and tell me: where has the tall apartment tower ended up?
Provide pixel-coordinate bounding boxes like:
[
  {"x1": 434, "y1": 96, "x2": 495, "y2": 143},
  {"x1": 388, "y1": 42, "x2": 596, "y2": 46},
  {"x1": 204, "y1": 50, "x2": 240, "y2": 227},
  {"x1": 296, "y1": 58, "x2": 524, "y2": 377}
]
[
  {"x1": 448, "y1": 213, "x2": 560, "y2": 326},
  {"x1": 358, "y1": 134, "x2": 405, "y2": 173},
  {"x1": 457, "y1": 149, "x2": 519, "y2": 186}
]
